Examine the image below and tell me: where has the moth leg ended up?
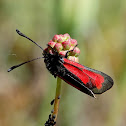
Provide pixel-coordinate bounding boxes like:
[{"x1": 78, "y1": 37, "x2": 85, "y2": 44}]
[{"x1": 65, "y1": 44, "x2": 78, "y2": 58}]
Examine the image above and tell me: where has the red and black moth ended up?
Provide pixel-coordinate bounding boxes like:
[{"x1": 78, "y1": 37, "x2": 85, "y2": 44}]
[{"x1": 8, "y1": 29, "x2": 114, "y2": 98}]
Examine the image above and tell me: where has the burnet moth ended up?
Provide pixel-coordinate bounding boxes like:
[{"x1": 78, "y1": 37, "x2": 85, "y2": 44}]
[{"x1": 8, "y1": 29, "x2": 114, "y2": 98}]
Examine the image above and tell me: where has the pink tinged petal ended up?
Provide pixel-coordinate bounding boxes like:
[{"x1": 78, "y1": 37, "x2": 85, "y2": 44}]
[
  {"x1": 70, "y1": 47, "x2": 80, "y2": 57},
  {"x1": 62, "y1": 40, "x2": 71, "y2": 50},
  {"x1": 43, "y1": 47, "x2": 53, "y2": 54},
  {"x1": 52, "y1": 35, "x2": 60, "y2": 42},
  {"x1": 69, "y1": 46, "x2": 74, "y2": 50},
  {"x1": 54, "y1": 43, "x2": 63, "y2": 52},
  {"x1": 71, "y1": 39, "x2": 77, "y2": 46},
  {"x1": 48, "y1": 41, "x2": 56, "y2": 48},
  {"x1": 63, "y1": 33, "x2": 70, "y2": 40},
  {"x1": 59, "y1": 51, "x2": 67, "y2": 56},
  {"x1": 68, "y1": 56, "x2": 79, "y2": 62},
  {"x1": 57, "y1": 38, "x2": 64, "y2": 43},
  {"x1": 74, "y1": 57, "x2": 79, "y2": 62},
  {"x1": 68, "y1": 56, "x2": 74, "y2": 61}
]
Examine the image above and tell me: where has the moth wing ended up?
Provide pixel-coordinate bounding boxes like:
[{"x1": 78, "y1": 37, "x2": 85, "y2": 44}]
[
  {"x1": 81, "y1": 66, "x2": 113, "y2": 94},
  {"x1": 63, "y1": 58, "x2": 113, "y2": 94},
  {"x1": 58, "y1": 70, "x2": 95, "y2": 98}
]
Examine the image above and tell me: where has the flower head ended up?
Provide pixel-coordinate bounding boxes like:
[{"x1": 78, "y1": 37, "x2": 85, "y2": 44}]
[{"x1": 44, "y1": 33, "x2": 80, "y2": 62}]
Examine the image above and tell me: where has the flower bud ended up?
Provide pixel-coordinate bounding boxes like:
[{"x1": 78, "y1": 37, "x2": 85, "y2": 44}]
[
  {"x1": 48, "y1": 40, "x2": 56, "y2": 48},
  {"x1": 68, "y1": 56, "x2": 79, "y2": 63},
  {"x1": 57, "y1": 37, "x2": 64, "y2": 43},
  {"x1": 54, "y1": 43, "x2": 63, "y2": 52},
  {"x1": 62, "y1": 39, "x2": 71, "y2": 50},
  {"x1": 63, "y1": 33, "x2": 70, "y2": 40},
  {"x1": 59, "y1": 51, "x2": 67, "y2": 57},
  {"x1": 71, "y1": 39, "x2": 77, "y2": 46},
  {"x1": 74, "y1": 57, "x2": 79, "y2": 62},
  {"x1": 69, "y1": 47, "x2": 80, "y2": 57},
  {"x1": 52, "y1": 35, "x2": 60, "y2": 42}
]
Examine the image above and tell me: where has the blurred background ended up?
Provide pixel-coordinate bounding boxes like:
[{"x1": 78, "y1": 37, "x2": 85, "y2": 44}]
[{"x1": 0, "y1": 0, "x2": 126, "y2": 126}]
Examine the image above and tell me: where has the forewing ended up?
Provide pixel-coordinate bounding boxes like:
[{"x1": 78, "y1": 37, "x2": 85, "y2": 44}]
[{"x1": 63, "y1": 58, "x2": 114, "y2": 94}]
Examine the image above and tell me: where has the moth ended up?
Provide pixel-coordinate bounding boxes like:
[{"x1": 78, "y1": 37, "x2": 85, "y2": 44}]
[{"x1": 8, "y1": 29, "x2": 114, "y2": 98}]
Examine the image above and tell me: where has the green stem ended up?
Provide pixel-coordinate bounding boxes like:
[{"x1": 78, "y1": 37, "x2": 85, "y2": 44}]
[{"x1": 52, "y1": 77, "x2": 62, "y2": 124}]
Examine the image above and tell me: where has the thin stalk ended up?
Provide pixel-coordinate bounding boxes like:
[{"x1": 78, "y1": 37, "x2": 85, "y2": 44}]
[{"x1": 52, "y1": 77, "x2": 62, "y2": 124}]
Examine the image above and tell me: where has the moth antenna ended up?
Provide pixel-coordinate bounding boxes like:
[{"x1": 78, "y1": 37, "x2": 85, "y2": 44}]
[
  {"x1": 65, "y1": 44, "x2": 78, "y2": 58},
  {"x1": 7, "y1": 56, "x2": 43, "y2": 72},
  {"x1": 16, "y1": 29, "x2": 43, "y2": 51}
]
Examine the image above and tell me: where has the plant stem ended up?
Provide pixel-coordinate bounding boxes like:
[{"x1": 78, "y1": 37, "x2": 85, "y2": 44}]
[{"x1": 52, "y1": 77, "x2": 62, "y2": 124}]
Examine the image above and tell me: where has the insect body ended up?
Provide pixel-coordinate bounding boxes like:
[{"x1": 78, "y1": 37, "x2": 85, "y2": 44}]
[{"x1": 8, "y1": 29, "x2": 114, "y2": 98}]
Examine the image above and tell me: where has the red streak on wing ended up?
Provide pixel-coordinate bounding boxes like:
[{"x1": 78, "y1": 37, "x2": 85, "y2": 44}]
[
  {"x1": 63, "y1": 61, "x2": 90, "y2": 84},
  {"x1": 82, "y1": 69, "x2": 104, "y2": 89},
  {"x1": 63, "y1": 58, "x2": 104, "y2": 89}
]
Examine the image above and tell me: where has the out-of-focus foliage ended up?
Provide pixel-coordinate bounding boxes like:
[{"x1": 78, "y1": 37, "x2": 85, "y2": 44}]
[{"x1": 0, "y1": 0, "x2": 126, "y2": 126}]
